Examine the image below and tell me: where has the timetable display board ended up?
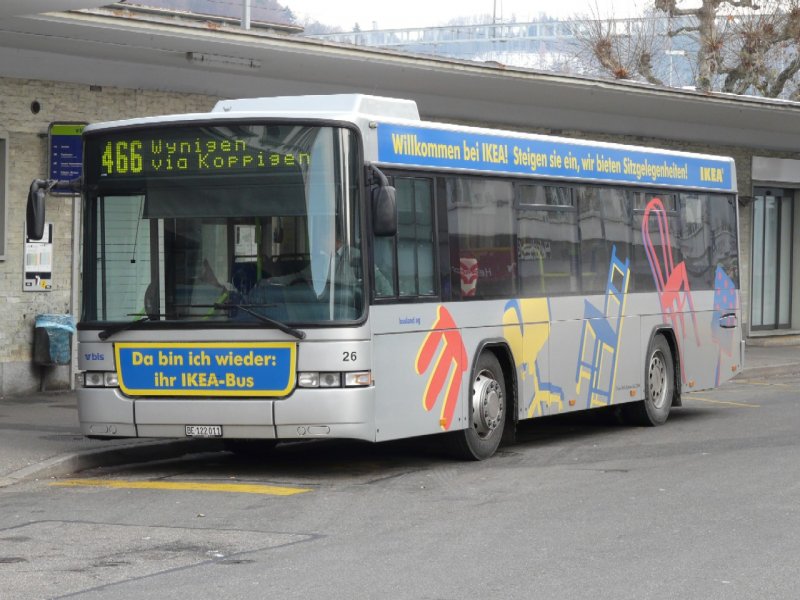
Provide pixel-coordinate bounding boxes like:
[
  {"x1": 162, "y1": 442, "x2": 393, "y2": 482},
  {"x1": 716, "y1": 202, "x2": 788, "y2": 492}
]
[{"x1": 48, "y1": 123, "x2": 86, "y2": 192}]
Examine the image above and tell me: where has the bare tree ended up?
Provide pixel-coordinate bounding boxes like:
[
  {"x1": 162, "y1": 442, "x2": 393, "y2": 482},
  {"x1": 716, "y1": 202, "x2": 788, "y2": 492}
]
[
  {"x1": 573, "y1": 0, "x2": 800, "y2": 98},
  {"x1": 571, "y1": 7, "x2": 667, "y2": 84}
]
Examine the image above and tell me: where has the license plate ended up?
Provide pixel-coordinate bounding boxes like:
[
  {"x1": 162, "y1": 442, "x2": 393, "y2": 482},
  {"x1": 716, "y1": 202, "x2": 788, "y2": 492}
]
[{"x1": 185, "y1": 425, "x2": 223, "y2": 438}]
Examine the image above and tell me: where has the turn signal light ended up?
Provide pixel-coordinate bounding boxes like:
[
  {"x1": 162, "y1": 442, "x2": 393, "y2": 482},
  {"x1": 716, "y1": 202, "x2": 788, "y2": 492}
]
[{"x1": 345, "y1": 371, "x2": 371, "y2": 387}]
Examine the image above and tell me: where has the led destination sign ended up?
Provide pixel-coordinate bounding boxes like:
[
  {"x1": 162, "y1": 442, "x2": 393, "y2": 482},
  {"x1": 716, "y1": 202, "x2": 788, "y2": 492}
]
[{"x1": 85, "y1": 125, "x2": 317, "y2": 180}]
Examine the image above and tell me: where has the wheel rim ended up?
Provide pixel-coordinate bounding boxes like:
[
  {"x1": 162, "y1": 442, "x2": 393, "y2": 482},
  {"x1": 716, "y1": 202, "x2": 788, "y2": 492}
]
[
  {"x1": 648, "y1": 349, "x2": 668, "y2": 409},
  {"x1": 472, "y1": 370, "x2": 503, "y2": 438}
]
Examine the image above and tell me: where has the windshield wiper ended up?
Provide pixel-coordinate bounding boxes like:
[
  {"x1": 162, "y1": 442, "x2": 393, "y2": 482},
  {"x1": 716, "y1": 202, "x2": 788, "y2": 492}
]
[
  {"x1": 99, "y1": 306, "x2": 306, "y2": 341},
  {"x1": 188, "y1": 303, "x2": 306, "y2": 340},
  {"x1": 98, "y1": 315, "x2": 154, "y2": 340}
]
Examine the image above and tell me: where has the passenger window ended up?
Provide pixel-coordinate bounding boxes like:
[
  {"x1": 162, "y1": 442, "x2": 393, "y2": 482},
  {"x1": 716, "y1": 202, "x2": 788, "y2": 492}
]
[
  {"x1": 632, "y1": 193, "x2": 680, "y2": 293},
  {"x1": 707, "y1": 195, "x2": 739, "y2": 287},
  {"x1": 516, "y1": 184, "x2": 578, "y2": 295},
  {"x1": 577, "y1": 186, "x2": 631, "y2": 294},
  {"x1": 373, "y1": 176, "x2": 436, "y2": 299},
  {"x1": 447, "y1": 177, "x2": 516, "y2": 300}
]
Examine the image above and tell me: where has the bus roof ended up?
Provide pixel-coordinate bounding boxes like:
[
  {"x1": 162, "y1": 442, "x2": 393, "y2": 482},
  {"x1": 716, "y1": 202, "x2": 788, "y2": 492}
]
[{"x1": 84, "y1": 93, "x2": 737, "y2": 193}]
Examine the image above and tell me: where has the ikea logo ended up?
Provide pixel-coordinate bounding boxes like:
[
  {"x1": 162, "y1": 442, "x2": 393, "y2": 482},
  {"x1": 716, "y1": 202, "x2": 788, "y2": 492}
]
[{"x1": 700, "y1": 166, "x2": 724, "y2": 183}]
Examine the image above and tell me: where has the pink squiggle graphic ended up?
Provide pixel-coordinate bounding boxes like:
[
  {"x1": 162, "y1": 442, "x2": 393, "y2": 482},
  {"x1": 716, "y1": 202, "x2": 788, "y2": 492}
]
[
  {"x1": 642, "y1": 198, "x2": 700, "y2": 382},
  {"x1": 712, "y1": 266, "x2": 738, "y2": 386}
]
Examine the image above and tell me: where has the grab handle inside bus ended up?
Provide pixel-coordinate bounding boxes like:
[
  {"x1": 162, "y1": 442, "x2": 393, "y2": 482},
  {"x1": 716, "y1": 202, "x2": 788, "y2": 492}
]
[{"x1": 368, "y1": 164, "x2": 397, "y2": 237}]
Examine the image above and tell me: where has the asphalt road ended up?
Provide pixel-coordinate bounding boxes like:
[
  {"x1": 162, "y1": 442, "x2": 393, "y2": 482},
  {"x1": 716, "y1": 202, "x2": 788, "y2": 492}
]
[{"x1": 1, "y1": 372, "x2": 797, "y2": 600}]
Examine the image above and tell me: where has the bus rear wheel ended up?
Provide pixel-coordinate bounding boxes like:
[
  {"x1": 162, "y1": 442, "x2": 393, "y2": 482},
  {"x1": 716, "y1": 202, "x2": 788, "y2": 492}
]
[
  {"x1": 450, "y1": 351, "x2": 506, "y2": 460},
  {"x1": 624, "y1": 334, "x2": 674, "y2": 426}
]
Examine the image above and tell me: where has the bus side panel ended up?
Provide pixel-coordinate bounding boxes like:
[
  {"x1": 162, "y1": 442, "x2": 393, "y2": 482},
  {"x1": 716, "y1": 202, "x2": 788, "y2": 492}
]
[
  {"x1": 500, "y1": 297, "x2": 553, "y2": 420},
  {"x1": 548, "y1": 295, "x2": 642, "y2": 413},
  {"x1": 644, "y1": 289, "x2": 743, "y2": 393},
  {"x1": 373, "y1": 300, "x2": 520, "y2": 442},
  {"x1": 372, "y1": 303, "x2": 470, "y2": 442}
]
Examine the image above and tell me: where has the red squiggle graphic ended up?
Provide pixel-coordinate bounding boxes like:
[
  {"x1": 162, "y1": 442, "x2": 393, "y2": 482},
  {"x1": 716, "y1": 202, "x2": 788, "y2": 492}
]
[
  {"x1": 415, "y1": 306, "x2": 467, "y2": 430},
  {"x1": 643, "y1": 198, "x2": 700, "y2": 382}
]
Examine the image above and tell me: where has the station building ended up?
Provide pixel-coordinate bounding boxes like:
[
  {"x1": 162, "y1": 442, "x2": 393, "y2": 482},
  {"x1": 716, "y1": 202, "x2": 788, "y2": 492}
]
[{"x1": 1, "y1": 2, "x2": 799, "y2": 393}]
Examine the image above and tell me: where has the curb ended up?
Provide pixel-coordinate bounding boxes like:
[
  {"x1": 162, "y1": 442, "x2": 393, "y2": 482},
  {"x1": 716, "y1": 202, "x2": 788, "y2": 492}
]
[
  {"x1": 0, "y1": 438, "x2": 224, "y2": 488},
  {"x1": 739, "y1": 363, "x2": 800, "y2": 379}
]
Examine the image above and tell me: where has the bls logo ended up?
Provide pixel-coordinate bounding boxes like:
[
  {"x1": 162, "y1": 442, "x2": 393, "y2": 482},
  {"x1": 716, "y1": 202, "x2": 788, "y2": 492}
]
[{"x1": 415, "y1": 306, "x2": 466, "y2": 430}]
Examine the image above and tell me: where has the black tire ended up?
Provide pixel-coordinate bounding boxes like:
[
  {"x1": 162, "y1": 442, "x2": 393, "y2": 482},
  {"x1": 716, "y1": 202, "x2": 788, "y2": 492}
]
[
  {"x1": 450, "y1": 352, "x2": 506, "y2": 460},
  {"x1": 623, "y1": 334, "x2": 674, "y2": 426}
]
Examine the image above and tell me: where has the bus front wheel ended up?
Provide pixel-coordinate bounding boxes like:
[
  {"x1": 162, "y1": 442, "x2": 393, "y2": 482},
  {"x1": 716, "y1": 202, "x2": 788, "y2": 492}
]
[
  {"x1": 450, "y1": 351, "x2": 506, "y2": 460},
  {"x1": 624, "y1": 334, "x2": 674, "y2": 426}
]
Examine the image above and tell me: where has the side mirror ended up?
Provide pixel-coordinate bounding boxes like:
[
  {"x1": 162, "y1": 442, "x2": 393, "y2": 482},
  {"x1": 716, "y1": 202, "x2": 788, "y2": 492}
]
[
  {"x1": 368, "y1": 165, "x2": 397, "y2": 237},
  {"x1": 27, "y1": 179, "x2": 50, "y2": 241},
  {"x1": 272, "y1": 218, "x2": 284, "y2": 244},
  {"x1": 372, "y1": 185, "x2": 397, "y2": 237}
]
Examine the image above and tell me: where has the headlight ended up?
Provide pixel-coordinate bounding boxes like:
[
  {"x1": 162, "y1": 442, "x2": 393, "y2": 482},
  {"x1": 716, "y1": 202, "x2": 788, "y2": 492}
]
[
  {"x1": 297, "y1": 372, "x2": 320, "y2": 388},
  {"x1": 319, "y1": 372, "x2": 341, "y2": 388},
  {"x1": 84, "y1": 372, "x2": 104, "y2": 387},
  {"x1": 83, "y1": 371, "x2": 119, "y2": 387},
  {"x1": 297, "y1": 371, "x2": 371, "y2": 389}
]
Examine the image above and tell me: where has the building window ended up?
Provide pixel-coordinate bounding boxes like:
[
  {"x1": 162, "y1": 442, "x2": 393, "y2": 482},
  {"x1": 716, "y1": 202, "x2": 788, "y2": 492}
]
[{"x1": 752, "y1": 188, "x2": 793, "y2": 330}]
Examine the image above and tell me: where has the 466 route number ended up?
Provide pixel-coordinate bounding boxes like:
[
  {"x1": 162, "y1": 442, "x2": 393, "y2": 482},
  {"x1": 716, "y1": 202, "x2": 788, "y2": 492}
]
[{"x1": 102, "y1": 140, "x2": 143, "y2": 175}]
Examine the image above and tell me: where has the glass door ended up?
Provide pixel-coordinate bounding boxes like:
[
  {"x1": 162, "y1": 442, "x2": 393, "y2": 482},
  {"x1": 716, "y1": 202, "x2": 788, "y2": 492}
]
[{"x1": 751, "y1": 188, "x2": 793, "y2": 330}]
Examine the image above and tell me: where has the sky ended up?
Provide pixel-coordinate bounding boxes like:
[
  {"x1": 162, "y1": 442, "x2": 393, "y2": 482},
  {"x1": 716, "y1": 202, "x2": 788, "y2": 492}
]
[{"x1": 285, "y1": 0, "x2": 648, "y2": 31}]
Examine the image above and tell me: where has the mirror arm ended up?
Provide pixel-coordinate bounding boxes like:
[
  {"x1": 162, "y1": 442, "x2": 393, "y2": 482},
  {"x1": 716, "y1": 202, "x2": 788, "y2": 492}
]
[
  {"x1": 31, "y1": 177, "x2": 82, "y2": 195},
  {"x1": 367, "y1": 163, "x2": 389, "y2": 188}
]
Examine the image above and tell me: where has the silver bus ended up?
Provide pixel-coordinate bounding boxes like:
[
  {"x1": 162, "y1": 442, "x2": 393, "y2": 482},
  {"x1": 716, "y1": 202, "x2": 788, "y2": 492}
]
[{"x1": 29, "y1": 94, "x2": 743, "y2": 459}]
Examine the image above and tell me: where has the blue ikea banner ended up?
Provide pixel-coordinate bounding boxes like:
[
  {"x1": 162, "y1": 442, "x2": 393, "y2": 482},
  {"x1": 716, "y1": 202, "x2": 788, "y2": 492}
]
[
  {"x1": 115, "y1": 342, "x2": 296, "y2": 397},
  {"x1": 376, "y1": 123, "x2": 733, "y2": 191}
]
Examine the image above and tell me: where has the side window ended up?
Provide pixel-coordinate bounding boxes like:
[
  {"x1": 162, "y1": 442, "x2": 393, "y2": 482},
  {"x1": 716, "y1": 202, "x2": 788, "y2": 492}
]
[
  {"x1": 577, "y1": 186, "x2": 631, "y2": 294},
  {"x1": 517, "y1": 184, "x2": 578, "y2": 295},
  {"x1": 708, "y1": 194, "x2": 739, "y2": 287},
  {"x1": 447, "y1": 177, "x2": 516, "y2": 300},
  {"x1": 632, "y1": 192, "x2": 680, "y2": 292},
  {"x1": 373, "y1": 176, "x2": 435, "y2": 299},
  {"x1": 679, "y1": 193, "x2": 713, "y2": 289}
]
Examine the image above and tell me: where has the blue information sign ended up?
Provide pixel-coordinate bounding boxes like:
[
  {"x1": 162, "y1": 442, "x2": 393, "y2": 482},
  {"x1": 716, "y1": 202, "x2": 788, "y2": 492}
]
[
  {"x1": 115, "y1": 342, "x2": 297, "y2": 397},
  {"x1": 49, "y1": 123, "x2": 85, "y2": 190},
  {"x1": 377, "y1": 123, "x2": 734, "y2": 191}
]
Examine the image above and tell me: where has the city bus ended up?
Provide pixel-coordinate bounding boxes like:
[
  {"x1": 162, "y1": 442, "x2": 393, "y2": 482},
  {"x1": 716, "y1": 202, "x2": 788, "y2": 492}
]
[{"x1": 28, "y1": 94, "x2": 743, "y2": 460}]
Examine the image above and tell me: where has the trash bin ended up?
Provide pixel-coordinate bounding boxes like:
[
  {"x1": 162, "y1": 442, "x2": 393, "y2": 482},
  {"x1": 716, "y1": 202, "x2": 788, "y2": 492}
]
[{"x1": 33, "y1": 314, "x2": 76, "y2": 366}]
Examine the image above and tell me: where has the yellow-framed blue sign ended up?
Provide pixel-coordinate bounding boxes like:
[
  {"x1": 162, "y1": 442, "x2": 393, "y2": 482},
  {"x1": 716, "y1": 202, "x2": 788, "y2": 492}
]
[
  {"x1": 114, "y1": 342, "x2": 297, "y2": 397},
  {"x1": 376, "y1": 123, "x2": 734, "y2": 192}
]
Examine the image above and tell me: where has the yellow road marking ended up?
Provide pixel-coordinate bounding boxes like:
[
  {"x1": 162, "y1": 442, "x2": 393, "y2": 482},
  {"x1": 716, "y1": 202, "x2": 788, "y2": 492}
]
[
  {"x1": 733, "y1": 380, "x2": 791, "y2": 388},
  {"x1": 50, "y1": 479, "x2": 311, "y2": 496},
  {"x1": 685, "y1": 396, "x2": 760, "y2": 408}
]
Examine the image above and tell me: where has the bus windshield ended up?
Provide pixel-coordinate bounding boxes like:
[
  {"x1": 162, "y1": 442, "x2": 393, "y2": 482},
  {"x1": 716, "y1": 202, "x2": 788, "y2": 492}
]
[{"x1": 82, "y1": 123, "x2": 363, "y2": 326}]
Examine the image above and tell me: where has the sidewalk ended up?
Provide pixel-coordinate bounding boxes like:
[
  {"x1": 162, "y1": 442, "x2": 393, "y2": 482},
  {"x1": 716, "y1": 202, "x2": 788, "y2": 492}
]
[
  {"x1": 0, "y1": 392, "x2": 221, "y2": 488},
  {"x1": 0, "y1": 344, "x2": 798, "y2": 487}
]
